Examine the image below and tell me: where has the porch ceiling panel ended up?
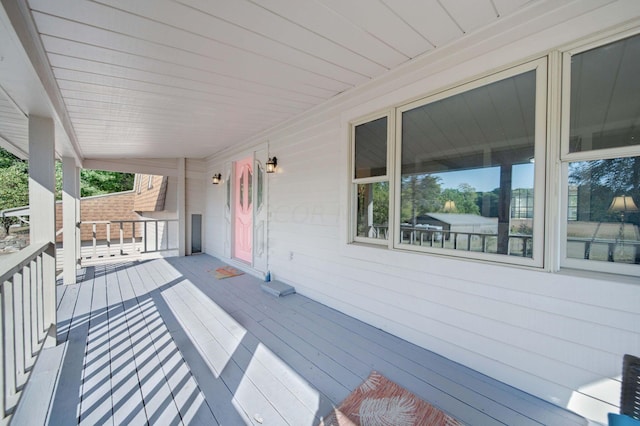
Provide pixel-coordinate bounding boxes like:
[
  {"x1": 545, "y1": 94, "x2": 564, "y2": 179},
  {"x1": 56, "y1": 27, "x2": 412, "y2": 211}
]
[{"x1": 5, "y1": 0, "x2": 541, "y2": 159}]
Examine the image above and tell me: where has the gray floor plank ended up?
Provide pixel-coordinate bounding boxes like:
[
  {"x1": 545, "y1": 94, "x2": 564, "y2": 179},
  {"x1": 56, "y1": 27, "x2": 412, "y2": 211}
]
[
  {"x1": 108, "y1": 263, "x2": 148, "y2": 426},
  {"x1": 79, "y1": 265, "x2": 114, "y2": 426},
  {"x1": 48, "y1": 275, "x2": 94, "y2": 425},
  {"x1": 121, "y1": 263, "x2": 184, "y2": 426}
]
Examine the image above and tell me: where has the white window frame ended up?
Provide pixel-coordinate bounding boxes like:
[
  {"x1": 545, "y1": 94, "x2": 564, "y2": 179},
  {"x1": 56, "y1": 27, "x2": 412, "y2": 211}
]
[
  {"x1": 392, "y1": 58, "x2": 548, "y2": 268},
  {"x1": 559, "y1": 29, "x2": 640, "y2": 276},
  {"x1": 350, "y1": 111, "x2": 394, "y2": 246}
]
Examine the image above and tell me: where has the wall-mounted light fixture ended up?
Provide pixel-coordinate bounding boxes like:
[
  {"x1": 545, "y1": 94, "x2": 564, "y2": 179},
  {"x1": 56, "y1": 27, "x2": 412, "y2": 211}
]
[
  {"x1": 212, "y1": 173, "x2": 222, "y2": 184},
  {"x1": 266, "y1": 156, "x2": 277, "y2": 173}
]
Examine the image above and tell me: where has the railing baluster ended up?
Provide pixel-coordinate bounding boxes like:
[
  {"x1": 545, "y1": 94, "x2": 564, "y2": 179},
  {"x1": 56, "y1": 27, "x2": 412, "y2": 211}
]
[
  {"x1": 36, "y1": 255, "x2": 43, "y2": 340},
  {"x1": 30, "y1": 260, "x2": 38, "y2": 356},
  {"x1": 144, "y1": 221, "x2": 148, "y2": 253},
  {"x1": 12, "y1": 272, "x2": 26, "y2": 390},
  {"x1": 132, "y1": 222, "x2": 136, "y2": 253},
  {"x1": 3, "y1": 277, "x2": 18, "y2": 415},
  {"x1": 107, "y1": 222, "x2": 111, "y2": 257},
  {"x1": 155, "y1": 220, "x2": 159, "y2": 252},
  {"x1": 21, "y1": 264, "x2": 35, "y2": 371},
  {"x1": 119, "y1": 222, "x2": 124, "y2": 255},
  {"x1": 92, "y1": 223, "x2": 97, "y2": 259}
]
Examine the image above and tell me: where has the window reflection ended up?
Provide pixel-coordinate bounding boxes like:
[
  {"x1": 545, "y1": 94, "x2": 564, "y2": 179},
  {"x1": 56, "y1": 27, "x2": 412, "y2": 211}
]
[
  {"x1": 400, "y1": 71, "x2": 536, "y2": 258},
  {"x1": 567, "y1": 158, "x2": 640, "y2": 264},
  {"x1": 356, "y1": 182, "x2": 389, "y2": 240}
]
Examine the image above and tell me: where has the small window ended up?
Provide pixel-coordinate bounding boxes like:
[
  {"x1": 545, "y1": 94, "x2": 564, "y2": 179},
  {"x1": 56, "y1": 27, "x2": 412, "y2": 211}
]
[
  {"x1": 137, "y1": 176, "x2": 143, "y2": 194},
  {"x1": 355, "y1": 117, "x2": 387, "y2": 179},
  {"x1": 147, "y1": 175, "x2": 153, "y2": 189},
  {"x1": 562, "y1": 33, "x2": 640, "y2": 275},
  {"x1": 351, "y1": 114, "x2": 390, "y2": 244}
]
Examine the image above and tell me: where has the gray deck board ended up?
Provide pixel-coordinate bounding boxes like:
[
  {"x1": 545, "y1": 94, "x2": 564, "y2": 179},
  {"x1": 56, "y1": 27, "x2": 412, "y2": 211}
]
[{"x1": 24, "y1": 255, "x2": 589, "y2": 426}]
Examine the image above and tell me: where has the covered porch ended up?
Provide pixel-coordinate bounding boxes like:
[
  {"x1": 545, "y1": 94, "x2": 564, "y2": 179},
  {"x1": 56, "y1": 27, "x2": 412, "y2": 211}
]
[
  {"x1": 14, "y1": 255, "x2": 585, "y2": 425},
  {"x1": 1, "y1": 0, "x2": 639, "y2": 424}
]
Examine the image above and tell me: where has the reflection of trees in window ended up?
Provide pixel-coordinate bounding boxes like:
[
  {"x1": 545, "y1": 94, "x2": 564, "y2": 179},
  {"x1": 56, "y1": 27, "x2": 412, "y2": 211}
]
[
  {"x1": 400, "y1": 174, "x2": 441, "y2": 224},
  {"x1": 569, "y1": 157, "x2": 640, "y2": 223},
  {"x1": 440, "y1": 184, "x2": 480, "y2": 215},
  {"x1": 356, "y1": 182, "x2": 389, "y2": 238}
]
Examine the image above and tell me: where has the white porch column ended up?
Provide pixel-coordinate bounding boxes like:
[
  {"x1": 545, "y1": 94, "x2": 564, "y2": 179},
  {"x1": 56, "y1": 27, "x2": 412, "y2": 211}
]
[
  {"x1": 62, "y1": 156, "x2": 80, "y2": 285},
  {"x1": 178, "y1": 158, "x2": 186, "y2": 256},
  {"x1": 28, "y1": 115, "x2": 56, "y2": 342}
]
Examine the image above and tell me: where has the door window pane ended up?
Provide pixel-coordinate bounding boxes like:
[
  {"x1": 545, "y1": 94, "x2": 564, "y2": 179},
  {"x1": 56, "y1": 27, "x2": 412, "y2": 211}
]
[
  {"x1": 355, "y1": 117, "x2": 387, "y2": 178},
  {"x1": 356, "y1": 182, "x2": 389, "y2": 240},
  {"x1": 566, "y1": 158, "x2": 640, "y2": 264},
  {"x1": 257, "y1": 163, "x2": 264, "y2": 211},
  {"x1": 400, "y1": 71, "x2": 536, "y2": 258},
  {"x1": 569, "y1": 34, "x2": 640, "y2": 152}
]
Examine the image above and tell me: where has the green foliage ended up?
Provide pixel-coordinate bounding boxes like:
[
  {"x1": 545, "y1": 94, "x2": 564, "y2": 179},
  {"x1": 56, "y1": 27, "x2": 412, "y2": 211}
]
[
  {"x1": 439, "y1": 183, "x2": 480, "y2": 215},
  {"x1": 570, "y1": 157, "x2": 640, "y2": 222},
  {"x1": 80, "y1": 169, "x2": 134, "y2": 197},
  {"x1": 0, "y1": 160, "x2": 29, "y2": 232},
  {"x1": 400, "y1": 174, "x2": 441, "y2": 223},
  {"x1": 372, "y1": 181, "x2": 389, "y2": 225}
]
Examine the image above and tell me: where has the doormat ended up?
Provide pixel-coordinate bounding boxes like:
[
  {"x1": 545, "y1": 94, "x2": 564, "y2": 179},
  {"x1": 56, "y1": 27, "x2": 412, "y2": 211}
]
[
  {"x1": 211, "y1": 266, "x2": 244, "y2": 280},
  {"x1": 319, "y1": 371, "x2": 462, "y2": 426}
]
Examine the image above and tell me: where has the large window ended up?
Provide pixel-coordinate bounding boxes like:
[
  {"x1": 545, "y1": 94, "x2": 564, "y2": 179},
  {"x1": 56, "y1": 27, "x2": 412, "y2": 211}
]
[
  {"x1": 562, "y1": 33, "x2": 640, "y2": 275},
  {"x1": 351, "y1": 60, "x2": 546, "y2": 266},
  {"x1": 397, "y1": 66, "x2": 543, "y2": 265}
]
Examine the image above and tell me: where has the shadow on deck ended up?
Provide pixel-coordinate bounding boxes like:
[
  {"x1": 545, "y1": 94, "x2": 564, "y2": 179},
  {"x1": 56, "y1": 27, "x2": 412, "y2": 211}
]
[{"x1": 14, "y1": 255, "x2": 588, "y2": 425}]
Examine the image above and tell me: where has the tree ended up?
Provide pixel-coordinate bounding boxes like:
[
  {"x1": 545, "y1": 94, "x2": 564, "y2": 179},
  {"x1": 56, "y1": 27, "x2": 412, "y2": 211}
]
[
  {"x1": 569, "y1": 157, "x2": 640, "y2": 222},
  {"x1": 400, "y1": 174, "x2": 442, "y2": 223},
  {"x1": 80, "y1": 169, "x2": 134, "y2": 197},
  {"x1": 0, "y1": 161, "x2": 29, "y2": 233},
  {"x1": 439, "y1": 184, "x2": 480, "y2": 215}
]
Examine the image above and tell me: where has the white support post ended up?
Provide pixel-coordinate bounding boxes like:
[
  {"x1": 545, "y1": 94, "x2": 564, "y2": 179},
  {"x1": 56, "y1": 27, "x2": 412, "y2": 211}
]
[
  {"x1": 177, "y1": 158, "x2": 186, "y2": 256},
  {"x1": 28, "y1": 115, "x2": 56, "y2": 342},
  {"x1": 62, "y1": 157, "x2": 80, "y2": 285}
]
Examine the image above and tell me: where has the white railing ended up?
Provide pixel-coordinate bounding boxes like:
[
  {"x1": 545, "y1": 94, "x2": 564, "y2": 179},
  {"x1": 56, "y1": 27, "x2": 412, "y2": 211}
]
[
  {"x1": 80, "y1": 219, "x2": 178, "y2": 263},
  {"x1": 0, "y1": 241, "x2": 56, "y2": 425}
]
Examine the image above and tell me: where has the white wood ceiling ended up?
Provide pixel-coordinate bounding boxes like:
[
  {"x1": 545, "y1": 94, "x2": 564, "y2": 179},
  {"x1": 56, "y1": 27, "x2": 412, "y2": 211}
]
[{"x1": 3, "y1": 0, "x2": 534, "y2": 160}]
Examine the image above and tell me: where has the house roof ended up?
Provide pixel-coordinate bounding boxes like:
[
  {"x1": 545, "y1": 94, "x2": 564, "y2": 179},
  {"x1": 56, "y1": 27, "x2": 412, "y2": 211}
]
[
  {"x1": 424, "y1": 213, "x2": 498, "y2": 226},
  {"x1": 0, "y1": 0, "x2": 573, "y2": 163}
]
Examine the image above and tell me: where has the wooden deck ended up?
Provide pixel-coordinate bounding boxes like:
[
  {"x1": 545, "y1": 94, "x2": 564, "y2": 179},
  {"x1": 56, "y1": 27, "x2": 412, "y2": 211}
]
[{"x1": 15, "y1": 255, "x2": 587, "y2": 425}]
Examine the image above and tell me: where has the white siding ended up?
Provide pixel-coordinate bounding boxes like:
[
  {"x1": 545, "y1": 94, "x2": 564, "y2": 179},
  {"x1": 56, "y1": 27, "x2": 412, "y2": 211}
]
[{"x1": 204, "y1": 2, "x2": 640, "y2": 423}]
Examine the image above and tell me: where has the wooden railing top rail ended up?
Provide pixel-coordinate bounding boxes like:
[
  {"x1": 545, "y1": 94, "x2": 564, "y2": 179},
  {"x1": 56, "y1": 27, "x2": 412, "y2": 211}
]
[{"x1": 0, "y1": 241, "x2": 53, "y2": 283}]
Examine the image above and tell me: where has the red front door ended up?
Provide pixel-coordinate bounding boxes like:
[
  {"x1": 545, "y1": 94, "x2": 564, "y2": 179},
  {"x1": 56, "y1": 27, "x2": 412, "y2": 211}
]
[{"x1": 234, "y1": 156, "x2": 253, "y2": 263}]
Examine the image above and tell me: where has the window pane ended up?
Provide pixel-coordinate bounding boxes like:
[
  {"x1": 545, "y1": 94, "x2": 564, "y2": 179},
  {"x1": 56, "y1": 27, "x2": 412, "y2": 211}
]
[
  {"x1": 400, "y1": 71, "x2": 536, "y2": 258},
  {"x1": 569, "y1": 34, "x2": 640, "y2": 152},
  {"x1": 257, "y1": 163, "x2": 264, "y2": 211},
  {"x1": 567, "y1": 158, "x2": 640, "y2": 265},
  {"x1": 355, "y1": 117, "x2": 387, "y2": 178},
  {"x1": 356, "y1": 182, "x2": 388, "y2": 240}
]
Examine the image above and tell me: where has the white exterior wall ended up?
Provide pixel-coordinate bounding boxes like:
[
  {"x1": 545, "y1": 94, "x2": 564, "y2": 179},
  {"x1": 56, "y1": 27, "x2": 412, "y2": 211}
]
[{"x1": 204, "y1": 2, "x2": 640, "y2": 423}]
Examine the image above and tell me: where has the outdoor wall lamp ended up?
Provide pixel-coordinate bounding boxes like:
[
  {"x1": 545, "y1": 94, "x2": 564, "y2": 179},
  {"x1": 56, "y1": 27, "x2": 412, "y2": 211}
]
[
  {"x1": 212, "y1": 173, "x2": 222, "y2": 184},
  {"x1": 266, "y1": 157, "x2": 277, "y2": 173}
]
